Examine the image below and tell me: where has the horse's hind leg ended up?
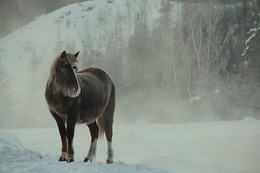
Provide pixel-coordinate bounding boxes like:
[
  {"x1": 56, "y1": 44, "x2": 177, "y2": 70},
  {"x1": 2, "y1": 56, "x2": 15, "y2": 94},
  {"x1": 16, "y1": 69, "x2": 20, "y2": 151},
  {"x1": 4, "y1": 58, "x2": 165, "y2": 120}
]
[
  {"x1": 103, "y1": 85, "x2": 115, "y2": 164},
  {"x1": 84, "y1": 122, "x2": 99, "y2": 162},
  {"x1": 104, "y1": 114, "x2": 114, "y2": 164},
  {"x1": 51, "y1": 111, "x2": 67, "y2": 161}
]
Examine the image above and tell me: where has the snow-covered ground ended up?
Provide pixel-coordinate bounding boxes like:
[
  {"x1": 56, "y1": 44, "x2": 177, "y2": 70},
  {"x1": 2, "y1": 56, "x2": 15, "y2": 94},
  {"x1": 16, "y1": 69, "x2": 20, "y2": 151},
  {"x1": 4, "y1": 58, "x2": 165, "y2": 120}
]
[{"x1": 1, "y1": 118, "x2": 260, "y2": 173}]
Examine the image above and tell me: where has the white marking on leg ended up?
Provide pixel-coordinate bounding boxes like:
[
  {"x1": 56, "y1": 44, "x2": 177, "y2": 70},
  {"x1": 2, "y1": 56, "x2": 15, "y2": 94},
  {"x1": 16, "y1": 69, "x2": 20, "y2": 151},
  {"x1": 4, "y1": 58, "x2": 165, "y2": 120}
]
[
  {"x1": 59, "y1": 152, "x2": 67, "y2": 161},
  {"x1": 86, "y1": 139, "x2": 97, "y2": 161},
  {"x1": 107, "y1": 141, "x2": 114, "y2": 163},
  {"x1": 61, "y1": 152, "x2": 67, "y2": 159},
  {"x1": 67, "y1": 153, "x2": 74, "y2": 162}
]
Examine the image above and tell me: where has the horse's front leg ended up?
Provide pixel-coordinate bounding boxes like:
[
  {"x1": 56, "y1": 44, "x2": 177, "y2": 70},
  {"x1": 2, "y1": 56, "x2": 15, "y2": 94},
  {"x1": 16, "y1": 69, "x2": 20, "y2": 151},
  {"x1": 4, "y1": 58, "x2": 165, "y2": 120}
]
[
  {"x1": 51, "y1": 112, "x2": 67, "y2": 161},
  {"x1": 66, "y1": 116, "x2": 76, "y2": 163},
  {"x1": 84, "y1": 122, "x2": 99, "y2": 162}
]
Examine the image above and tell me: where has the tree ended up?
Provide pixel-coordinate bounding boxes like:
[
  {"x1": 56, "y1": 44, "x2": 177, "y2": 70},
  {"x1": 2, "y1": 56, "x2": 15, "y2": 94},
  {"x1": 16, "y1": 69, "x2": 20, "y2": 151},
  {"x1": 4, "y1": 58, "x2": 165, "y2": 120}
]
[
  {"x1": 127, "y1": 0, "x2": 150, "y2": 90},
  {"x1": 242, "y1": 0, "x2": 260, "y2": 76},
  {"x1": 150, "y1": 0, "x2": 184, "y2": 102},
  {"x1": 0, "y1": 59, "x2": 14, "y2": 128},
  {"x1": 104, "y1": 10, "x2": 131, "y2": 94},
  {"x1": 175, "y1": 2, "x2": 232, "y2": 97}
]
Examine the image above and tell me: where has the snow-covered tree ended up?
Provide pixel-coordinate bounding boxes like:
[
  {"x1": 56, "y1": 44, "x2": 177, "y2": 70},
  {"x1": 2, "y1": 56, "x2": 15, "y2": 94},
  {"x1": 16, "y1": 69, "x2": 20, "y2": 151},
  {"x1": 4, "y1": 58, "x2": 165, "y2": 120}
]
[{"x1": 242, "y1": 1, "x2": 260, "y2": 62}]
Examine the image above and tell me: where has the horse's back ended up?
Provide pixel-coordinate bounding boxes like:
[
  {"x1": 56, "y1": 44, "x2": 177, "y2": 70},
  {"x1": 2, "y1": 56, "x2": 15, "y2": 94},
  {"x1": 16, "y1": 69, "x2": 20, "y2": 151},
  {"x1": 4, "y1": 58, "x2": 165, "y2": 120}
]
[
  {"x1": 77, "y1": 67, "x2": 114, "y2": 101},
  {"x1": 78, "y1": 67, "x2": 113, "y2": 84}
]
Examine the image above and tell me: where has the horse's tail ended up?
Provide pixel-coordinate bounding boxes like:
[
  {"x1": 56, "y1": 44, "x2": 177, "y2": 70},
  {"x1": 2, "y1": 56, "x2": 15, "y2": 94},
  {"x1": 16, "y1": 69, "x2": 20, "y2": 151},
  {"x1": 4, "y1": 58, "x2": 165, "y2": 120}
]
[
  {"x1": 97, "y1": 116, "x2": 105, "y2": 138},
  {"x1": 98, "y1": 83, "x2": 115, "y2": 139}
]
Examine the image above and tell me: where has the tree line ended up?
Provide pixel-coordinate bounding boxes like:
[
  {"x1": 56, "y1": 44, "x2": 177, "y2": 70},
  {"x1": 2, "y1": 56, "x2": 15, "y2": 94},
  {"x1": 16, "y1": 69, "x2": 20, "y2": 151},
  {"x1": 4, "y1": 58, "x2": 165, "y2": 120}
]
[{"x1": 101, "y1": 0, "x2": 260, "y2": 120}]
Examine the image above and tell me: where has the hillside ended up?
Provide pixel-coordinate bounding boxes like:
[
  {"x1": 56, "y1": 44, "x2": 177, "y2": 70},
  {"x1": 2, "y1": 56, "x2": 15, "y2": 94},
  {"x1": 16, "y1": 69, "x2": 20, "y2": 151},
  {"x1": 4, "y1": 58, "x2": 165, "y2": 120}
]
[{"x1": 0, "y1": 0, "x2": 163, "y2": 128}]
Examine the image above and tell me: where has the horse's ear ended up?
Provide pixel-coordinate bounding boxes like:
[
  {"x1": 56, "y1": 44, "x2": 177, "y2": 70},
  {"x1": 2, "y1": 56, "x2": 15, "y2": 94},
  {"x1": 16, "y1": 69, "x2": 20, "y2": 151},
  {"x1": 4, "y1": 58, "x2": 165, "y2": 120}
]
[
  {"x1": 74, "y1": 51, "x2": 80, "y2": 58},
  {"x1": 61, "y1": 51, "x2": 67, "y2": 59}
]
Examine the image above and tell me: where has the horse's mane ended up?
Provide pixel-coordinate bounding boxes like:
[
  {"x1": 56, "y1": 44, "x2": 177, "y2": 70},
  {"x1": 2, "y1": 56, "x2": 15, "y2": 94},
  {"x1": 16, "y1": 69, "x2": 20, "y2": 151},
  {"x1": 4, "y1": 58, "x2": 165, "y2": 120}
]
[{"x1": 47, "y1": 55, "x2": 60, "y2": 87}]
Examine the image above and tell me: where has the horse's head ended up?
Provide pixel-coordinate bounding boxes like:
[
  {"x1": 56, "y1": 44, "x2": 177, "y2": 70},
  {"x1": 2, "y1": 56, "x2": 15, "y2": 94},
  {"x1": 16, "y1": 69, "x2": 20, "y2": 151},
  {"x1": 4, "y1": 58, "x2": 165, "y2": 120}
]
[
  {"x1": 59, "y1": 50, "x2": 79, "y2": 73},
  {"x1": 49, "y1": 50, "x2": 81, "y2": 98}
]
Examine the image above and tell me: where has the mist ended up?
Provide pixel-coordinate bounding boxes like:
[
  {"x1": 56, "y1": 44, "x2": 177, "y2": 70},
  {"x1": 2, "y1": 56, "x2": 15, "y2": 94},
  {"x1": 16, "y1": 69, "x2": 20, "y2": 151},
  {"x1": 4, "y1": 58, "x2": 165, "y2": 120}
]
[{"x1": 0, "y1": 0, "x2": 259, "y2": 128}]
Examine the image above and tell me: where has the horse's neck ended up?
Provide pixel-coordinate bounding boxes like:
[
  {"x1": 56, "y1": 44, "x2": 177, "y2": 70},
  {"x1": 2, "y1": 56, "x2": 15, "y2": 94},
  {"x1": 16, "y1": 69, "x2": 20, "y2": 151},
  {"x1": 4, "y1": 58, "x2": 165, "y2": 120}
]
[{"x1": 50, "y1": 74, "x2": 81, "y2": 98}]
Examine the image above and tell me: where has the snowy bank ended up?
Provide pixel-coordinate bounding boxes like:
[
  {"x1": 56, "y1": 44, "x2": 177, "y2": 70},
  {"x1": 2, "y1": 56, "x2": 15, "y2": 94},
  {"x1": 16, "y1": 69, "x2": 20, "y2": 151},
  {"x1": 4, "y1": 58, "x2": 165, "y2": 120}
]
[
  {"x1": 2, "y1": 120, "x2": 260, "y2": 173},
  {"x1": 0, "y1": 132, "x2": 170, "y2": 173}
]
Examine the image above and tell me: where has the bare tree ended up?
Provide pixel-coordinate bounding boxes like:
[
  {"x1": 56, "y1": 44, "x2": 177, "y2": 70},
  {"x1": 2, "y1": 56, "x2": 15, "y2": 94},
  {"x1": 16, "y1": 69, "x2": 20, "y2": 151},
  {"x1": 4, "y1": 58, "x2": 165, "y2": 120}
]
[{"x1": 175, "y1": 2, "x2": 230, "y2": 98}]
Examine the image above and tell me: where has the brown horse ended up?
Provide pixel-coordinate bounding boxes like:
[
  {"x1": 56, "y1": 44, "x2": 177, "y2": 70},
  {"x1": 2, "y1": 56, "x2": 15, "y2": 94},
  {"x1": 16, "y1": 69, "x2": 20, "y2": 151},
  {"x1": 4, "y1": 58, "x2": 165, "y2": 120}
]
[{"x1": 45, "y1": 51, "x2": 115, "y2": 164}]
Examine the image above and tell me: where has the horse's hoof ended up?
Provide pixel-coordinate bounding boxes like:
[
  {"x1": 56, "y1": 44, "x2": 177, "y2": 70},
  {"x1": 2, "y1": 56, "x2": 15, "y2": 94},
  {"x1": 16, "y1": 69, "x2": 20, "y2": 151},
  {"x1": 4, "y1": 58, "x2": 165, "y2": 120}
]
[
  {"x1": 59, "y1": 157, "x2": 66, "y2": 162},
  {"x1": 84, "y1": 158, "x2": 92, "y2": 162},
  {"x1": 106, "y1": 159, "x2": 113, "y2": 164}
]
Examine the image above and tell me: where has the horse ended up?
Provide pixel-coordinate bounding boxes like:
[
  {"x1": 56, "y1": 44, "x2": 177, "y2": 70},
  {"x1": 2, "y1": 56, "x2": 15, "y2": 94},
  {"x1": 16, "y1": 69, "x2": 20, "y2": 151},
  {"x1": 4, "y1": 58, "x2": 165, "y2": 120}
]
[{"x1": 45, "y1": 51, "x2": 115, "y2": 164}]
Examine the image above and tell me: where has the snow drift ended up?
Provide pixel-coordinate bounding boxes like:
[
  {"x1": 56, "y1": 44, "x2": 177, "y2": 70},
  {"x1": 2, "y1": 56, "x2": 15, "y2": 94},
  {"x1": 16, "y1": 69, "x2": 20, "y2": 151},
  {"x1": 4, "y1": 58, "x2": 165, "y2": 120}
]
[
  {"x1": 1, "y1": 119, "x2": 260, "y2": 173},
  {"x1": 0, "y1": 131, "x2": 170, "y2": 173}
]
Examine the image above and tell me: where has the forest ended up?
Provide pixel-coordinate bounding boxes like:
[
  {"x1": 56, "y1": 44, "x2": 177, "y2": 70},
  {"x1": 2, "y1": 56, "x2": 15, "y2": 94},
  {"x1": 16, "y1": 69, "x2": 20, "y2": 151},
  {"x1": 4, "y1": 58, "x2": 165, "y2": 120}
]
[
  {"x1": 105, "y1": 0, "x2": 260, "y2": 122},
  {"x1": 0, "y1": 0, "x2": 260, "y2": 127}
]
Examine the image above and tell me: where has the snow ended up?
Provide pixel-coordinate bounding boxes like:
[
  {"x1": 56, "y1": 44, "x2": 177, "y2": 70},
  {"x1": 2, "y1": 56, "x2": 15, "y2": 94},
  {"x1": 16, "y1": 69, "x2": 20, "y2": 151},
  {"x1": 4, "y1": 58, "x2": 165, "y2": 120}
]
[
  {"x1": 214, "y1": 89, "x2": 220, "y2": 94},
  {"x1": 190, "y1": 96, "x2": 201, "y2": 103},
  {"x1": 242, "y1": 116, "x2": 257, "y2": 123},
  {"x1": 0, "y1": 131, "x2": 169, "y2": 173},
  {"x1": 1, "y1": 120, "x2": 260, "y2": 173}
]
